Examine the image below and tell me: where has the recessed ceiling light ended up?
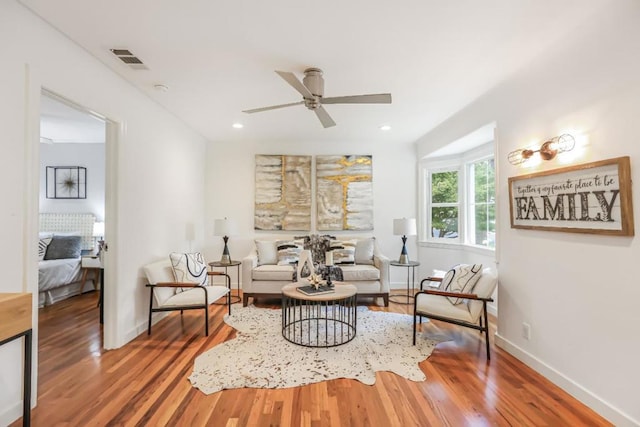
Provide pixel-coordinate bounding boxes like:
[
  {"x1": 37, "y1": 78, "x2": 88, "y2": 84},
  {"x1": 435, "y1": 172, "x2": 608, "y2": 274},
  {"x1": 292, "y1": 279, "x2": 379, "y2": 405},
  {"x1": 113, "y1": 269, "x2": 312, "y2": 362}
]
[
  {"x1": 232, "y1": 123, "x2": 244, "y2": 129},
  {"x1": 379, "y1": 125, "x2": 392, "y2": 131}
]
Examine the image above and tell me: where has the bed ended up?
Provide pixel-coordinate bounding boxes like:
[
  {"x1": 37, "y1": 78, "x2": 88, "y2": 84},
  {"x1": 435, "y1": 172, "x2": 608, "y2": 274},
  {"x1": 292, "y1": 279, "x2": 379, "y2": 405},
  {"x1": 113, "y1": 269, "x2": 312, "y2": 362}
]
[{"x1": 38, "y1": 213, "x2": 97, "y2": 307}]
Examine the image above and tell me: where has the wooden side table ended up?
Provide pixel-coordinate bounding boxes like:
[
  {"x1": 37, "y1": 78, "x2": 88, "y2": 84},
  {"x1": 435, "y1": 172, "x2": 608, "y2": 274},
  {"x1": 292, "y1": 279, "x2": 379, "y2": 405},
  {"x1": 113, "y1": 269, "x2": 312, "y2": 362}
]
[
  {"x1": 0, "y1": 293, "x2": 32, "y2": 426},
  {"x1": 208, "y1": 260, "x2": 241, "y2": 304},
  {"x1": 80, "y1": 255, "x2": 102, "y2": 294}
]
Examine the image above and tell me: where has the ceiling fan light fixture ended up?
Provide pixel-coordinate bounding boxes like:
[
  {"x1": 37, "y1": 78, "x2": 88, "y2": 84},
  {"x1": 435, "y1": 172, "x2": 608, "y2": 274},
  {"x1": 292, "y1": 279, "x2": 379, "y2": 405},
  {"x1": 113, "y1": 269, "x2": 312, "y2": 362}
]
[{"x1": 243, "y1": 67, "x2": 392, "y2": 129}]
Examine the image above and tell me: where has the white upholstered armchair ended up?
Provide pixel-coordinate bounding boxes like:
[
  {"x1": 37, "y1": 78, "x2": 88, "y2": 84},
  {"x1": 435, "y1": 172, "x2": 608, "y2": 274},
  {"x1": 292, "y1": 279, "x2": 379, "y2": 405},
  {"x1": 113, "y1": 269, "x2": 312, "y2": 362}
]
[
  {"x1": 413, "y1": 267, "x2": 498, "y2": 359},
  {"x1": 143, "y1": 257, "x2": 231, "y2": 336}
]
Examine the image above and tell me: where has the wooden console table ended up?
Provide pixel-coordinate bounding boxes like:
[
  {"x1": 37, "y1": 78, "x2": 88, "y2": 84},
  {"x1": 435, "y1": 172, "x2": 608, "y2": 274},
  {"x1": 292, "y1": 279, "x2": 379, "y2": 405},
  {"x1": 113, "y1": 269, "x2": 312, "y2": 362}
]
[{"x1": 0, "y1": 293, "x2": 32, "y2": 426}]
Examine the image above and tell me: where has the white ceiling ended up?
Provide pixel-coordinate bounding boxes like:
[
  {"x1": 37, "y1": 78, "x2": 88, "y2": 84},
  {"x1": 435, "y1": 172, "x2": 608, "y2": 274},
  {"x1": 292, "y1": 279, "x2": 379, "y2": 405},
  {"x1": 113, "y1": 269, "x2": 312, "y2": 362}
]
[
  {"x1": 40, "y1": 94, "x2": 105, "y2": 144},
  {"x1": 21, "y1": 0, "x2": 610, "y2": 146}
]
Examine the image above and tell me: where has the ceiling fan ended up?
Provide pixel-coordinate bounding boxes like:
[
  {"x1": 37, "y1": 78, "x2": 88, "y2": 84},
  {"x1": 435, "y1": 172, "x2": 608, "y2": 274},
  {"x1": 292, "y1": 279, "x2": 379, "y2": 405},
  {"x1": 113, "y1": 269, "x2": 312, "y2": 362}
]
[{"x1": 242, "y1": 67, "x2": 392, "y2": 128}]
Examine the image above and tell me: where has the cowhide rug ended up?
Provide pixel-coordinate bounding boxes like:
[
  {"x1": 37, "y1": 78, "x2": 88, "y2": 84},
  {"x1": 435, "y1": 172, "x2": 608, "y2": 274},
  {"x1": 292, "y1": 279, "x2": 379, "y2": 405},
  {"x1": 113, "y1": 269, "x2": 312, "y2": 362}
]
[{"x1": 188, "y1": 305, "x2": 440, "y2": 394}]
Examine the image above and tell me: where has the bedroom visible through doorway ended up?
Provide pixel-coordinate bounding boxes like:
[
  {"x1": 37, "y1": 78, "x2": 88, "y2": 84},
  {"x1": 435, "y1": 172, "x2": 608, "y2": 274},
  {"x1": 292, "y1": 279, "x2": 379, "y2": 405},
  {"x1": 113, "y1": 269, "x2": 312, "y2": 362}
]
[{"x1": 38, "y1": 91, "x2": 106, "y2": 325}]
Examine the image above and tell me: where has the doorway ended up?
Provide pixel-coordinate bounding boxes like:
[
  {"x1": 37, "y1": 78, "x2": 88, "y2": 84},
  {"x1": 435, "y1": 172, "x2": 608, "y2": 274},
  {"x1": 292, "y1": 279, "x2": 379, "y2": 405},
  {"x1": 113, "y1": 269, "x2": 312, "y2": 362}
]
[{"x1": 38, "y1": 89, "x2": 113, "y2": 344}]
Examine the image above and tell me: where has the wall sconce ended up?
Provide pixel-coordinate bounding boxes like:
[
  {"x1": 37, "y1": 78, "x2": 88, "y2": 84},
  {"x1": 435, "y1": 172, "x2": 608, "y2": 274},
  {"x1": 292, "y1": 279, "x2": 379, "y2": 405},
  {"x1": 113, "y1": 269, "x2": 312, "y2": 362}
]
[{"x1": 508, "y1": 134, "x2": 576, "y2": 166}]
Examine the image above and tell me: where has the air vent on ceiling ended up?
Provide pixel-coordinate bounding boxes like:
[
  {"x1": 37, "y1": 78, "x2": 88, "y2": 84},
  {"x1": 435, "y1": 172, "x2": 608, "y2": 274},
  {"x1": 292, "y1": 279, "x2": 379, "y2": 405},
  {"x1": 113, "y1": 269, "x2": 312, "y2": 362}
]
[{"x1": 110, "y1": 48, "x2": 148, "y2": 70}]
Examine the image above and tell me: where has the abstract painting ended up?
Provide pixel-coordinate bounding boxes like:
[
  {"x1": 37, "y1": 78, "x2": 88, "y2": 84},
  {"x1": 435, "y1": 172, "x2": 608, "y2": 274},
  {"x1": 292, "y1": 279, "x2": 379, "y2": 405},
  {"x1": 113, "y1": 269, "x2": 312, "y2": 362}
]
[
  {"x1": 316, "y1": 155, "x2": 373, "y2": 230},
  {"x1": 255, "y1": 155, "x2": 311, "y2": 231}
]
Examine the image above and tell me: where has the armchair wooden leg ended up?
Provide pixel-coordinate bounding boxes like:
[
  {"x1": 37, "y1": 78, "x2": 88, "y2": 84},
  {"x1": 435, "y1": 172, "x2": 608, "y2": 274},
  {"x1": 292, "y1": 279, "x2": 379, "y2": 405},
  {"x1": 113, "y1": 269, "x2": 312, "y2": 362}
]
[
  {"x1": 383, "y1": 295, "x2": 389, "y2": 307},
  {"x1": 243, "y1": 294, "x2": 249, "y2": 307}
]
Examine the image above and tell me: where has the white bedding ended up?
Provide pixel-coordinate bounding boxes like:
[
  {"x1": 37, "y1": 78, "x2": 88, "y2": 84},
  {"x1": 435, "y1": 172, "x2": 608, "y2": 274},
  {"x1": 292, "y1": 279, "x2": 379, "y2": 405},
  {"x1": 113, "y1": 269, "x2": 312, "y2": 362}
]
[{"x1": 38, "y1": 257, "x2": 83, "y2": 292}]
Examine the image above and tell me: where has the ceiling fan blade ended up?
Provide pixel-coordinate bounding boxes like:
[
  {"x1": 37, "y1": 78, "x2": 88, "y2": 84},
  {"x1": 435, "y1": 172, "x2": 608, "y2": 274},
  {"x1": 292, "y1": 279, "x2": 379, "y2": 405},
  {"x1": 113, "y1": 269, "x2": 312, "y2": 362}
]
[
  {"x1": 321, "y1": 93, "x2": 392, "y2": 104},
  {"x1": 275, "y1": 71, "x2": 315, "y2": 98},
  {"x1": 242, "y1": 101, "x2": 304, "y2": 114},
  {"x1": 315, "y1": 106, "x2": 336, "y2": 128}
]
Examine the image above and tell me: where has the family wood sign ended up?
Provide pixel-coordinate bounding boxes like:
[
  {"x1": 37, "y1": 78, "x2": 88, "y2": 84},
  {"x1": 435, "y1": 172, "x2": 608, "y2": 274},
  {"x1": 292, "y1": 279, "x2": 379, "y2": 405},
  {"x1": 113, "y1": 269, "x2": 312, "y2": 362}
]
[{"x1": 508, "y1": 156, "x2": 634, "y2": 236}]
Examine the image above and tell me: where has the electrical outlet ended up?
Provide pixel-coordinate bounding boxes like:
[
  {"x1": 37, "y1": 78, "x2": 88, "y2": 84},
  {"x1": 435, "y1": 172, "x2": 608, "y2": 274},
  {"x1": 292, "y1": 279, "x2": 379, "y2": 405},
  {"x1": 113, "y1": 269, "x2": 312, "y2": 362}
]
[{"x1": 522, "y1": 323, "x2": 531, "y2": 340}]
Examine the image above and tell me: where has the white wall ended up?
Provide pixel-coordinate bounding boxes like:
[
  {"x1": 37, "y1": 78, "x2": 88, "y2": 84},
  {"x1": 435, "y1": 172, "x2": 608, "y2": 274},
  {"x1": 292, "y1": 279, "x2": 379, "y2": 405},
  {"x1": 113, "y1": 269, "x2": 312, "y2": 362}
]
[
  {"x1": 0, "y1": 2, "x2": 208, "y2": 425},
  {"x1": 204, "y1": 140, "x2": 417, "y2": 288},
  {"x1": 415, "y1": 1, "x2": 640, "y2": 425},
  {"x1": 39, "y1": 143, "x2": 106, "y2": 220}
]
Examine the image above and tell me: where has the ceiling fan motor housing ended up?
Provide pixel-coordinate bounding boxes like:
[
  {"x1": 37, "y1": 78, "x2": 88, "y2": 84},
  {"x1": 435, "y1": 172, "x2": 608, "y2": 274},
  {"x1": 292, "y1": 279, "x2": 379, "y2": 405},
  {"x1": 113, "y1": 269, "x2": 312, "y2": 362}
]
[{"x1": 302, "y1": 68, "x2": 324, "y2": 98}]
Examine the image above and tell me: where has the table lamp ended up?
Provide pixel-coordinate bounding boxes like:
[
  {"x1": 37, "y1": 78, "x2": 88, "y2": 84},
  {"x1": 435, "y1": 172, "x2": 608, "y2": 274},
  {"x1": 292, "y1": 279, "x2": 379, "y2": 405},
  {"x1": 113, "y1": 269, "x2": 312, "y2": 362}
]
[
  {"x1": 214, "y1": 218, "x2": 236, "y2": 264},
  {"x1": 393, "y1": 218, "x2": 416, "y2": 264},
  {"x1": 93, "y1": 221, "x2": 105, "y2": 255}
]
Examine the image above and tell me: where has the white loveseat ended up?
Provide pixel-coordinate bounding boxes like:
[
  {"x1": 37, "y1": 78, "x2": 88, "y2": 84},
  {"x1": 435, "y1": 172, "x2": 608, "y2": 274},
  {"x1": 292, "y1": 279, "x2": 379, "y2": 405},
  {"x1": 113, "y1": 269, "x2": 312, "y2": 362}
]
[{"x1": 242, "y1": 235, "x2": 390, "y2": 306}]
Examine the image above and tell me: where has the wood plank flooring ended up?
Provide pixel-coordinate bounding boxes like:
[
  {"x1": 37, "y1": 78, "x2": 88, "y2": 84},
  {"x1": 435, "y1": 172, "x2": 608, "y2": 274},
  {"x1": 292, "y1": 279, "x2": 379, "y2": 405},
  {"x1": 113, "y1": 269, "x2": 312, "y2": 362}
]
[{"x1": 12, "y1": 291, "x2": 611, "y2": 427}]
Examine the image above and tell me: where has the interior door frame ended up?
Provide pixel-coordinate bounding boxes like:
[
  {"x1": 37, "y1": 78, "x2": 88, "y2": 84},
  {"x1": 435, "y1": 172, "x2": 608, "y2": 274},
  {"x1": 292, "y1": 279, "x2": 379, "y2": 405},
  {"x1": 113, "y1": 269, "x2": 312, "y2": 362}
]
[{"x1": 34, "y1": 87, "x2": 120, "y2": 346}]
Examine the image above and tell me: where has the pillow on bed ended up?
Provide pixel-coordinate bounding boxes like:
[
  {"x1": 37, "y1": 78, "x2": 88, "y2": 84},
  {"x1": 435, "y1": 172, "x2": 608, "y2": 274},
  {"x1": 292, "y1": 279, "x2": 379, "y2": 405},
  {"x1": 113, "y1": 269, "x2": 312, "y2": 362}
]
[
  {"x1": 38, "y1": 237, "x2": 53, "y2": 261},
  {"x1": 44, "y1": 235, "x2": 82, "y2": 260}
]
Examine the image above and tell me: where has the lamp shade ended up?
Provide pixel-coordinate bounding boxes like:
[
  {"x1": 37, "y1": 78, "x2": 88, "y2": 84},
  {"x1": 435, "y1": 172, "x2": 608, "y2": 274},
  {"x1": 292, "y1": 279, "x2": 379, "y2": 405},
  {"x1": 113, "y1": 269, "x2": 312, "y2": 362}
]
[
  {"x1": 214, "y1": 218, "x2": 235, "y2": 237},
  {"x1": 92, "y1": 221, "x2": 105, "y2": 237},
  {"x1": 393, "y1": 218, "x2": 416, "y2": 236}
]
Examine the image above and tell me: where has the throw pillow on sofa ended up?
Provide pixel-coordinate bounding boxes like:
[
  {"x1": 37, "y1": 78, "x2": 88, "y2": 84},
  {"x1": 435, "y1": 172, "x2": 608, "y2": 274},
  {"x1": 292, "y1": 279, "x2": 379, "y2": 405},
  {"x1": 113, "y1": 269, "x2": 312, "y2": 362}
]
[
  {"x1": 255, "y1": 240, "x2": 278, "y2": 265},
  {"x1": 355, "y1": 237, "x2": 375, "y2": 265},
  {"x1": 169, "y1": 252, "x2": 208, "y2": 292},
  {"x1": 442, "y1": 263, "x2": 483, "y2": 304},
  {"x1": 276, "y1": 239, "x2": 304, "y2": 265},
  {"x1": 330, "y1": 239, "x2": 357, "y2": 264}
]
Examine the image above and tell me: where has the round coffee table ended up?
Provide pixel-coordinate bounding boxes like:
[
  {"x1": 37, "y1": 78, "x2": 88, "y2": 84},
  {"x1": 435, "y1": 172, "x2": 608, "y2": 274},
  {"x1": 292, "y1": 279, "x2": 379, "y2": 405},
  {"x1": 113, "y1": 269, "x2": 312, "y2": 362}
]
[{"x1": 281, "y1": 282, "x2": 357, "y2": 348}]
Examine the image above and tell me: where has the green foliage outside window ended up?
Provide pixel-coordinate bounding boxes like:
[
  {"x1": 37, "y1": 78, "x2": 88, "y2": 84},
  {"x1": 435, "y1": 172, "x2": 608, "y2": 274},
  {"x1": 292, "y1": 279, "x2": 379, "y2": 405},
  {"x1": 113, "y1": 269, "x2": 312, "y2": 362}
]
[{"x1": 431, "y1": 171, "x2": 459, "y2": 238}]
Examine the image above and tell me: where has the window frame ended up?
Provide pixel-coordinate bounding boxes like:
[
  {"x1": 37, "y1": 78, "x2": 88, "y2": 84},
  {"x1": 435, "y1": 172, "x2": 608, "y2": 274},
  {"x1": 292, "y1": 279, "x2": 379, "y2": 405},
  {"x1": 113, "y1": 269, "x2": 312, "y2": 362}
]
[
  {"x1": 420, "y1": 142, "x2": 495, "y2": 252},
  {"x1": 466, "y1": 154, "x2": 496, "y2": 249}
]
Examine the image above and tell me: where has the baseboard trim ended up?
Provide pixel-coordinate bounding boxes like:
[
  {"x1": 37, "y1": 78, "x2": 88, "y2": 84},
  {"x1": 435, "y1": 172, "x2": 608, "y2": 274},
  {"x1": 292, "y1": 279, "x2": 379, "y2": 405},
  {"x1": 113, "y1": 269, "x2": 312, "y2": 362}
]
[
  {"x1": 495, "y1": 333, "x2": 639, "y2": 427},
  {"x1": 0, "y1": 402, "x2": 22, "y2": 427}
]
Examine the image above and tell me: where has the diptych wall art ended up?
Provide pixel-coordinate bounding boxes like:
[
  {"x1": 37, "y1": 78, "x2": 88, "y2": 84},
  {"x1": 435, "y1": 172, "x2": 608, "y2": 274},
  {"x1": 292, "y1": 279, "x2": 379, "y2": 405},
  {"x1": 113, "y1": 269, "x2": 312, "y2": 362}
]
[
  {"x1": 316, "y1": 155, "x2": 373, "y2": 231},
  {"x1": 255, "y1": 155, "x2": 312, "y2": 231}
]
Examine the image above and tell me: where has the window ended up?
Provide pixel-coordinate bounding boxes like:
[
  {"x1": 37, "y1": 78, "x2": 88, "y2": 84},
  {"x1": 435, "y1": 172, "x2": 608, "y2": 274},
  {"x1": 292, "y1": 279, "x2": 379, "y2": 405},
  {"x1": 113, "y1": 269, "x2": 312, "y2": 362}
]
[
  {"x1": 422, "y1": 142, "x2": 495, "y2": 250},
  {"x1": 430, "y1": 170, "x2": 459, "y2": 240},
  {"x1": 468, "y1": 158, "x2": 495, "y2": 248}
]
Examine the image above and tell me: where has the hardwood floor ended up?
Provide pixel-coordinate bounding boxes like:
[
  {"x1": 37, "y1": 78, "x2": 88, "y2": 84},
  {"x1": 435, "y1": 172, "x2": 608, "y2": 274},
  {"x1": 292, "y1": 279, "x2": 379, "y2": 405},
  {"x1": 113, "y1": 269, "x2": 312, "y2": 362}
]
[{"x1": 13, "y1": 291, "x2": 611, "y2": 427}]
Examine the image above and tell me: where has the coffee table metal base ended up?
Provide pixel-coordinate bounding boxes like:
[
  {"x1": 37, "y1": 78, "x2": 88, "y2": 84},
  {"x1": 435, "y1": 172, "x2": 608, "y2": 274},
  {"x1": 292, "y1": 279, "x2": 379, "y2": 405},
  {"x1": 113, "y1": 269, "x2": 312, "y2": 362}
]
[{"x1": 282, "y1": 293, "x2": 357, "y2": 348}]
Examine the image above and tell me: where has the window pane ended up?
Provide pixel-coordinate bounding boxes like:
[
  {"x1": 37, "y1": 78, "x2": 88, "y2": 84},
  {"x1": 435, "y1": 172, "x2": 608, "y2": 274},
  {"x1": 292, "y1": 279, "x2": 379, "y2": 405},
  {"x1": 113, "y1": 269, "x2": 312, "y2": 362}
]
[
  {"x1": 473, "y1": 159, "x2": 495, "y2": 203},
  {"x1": 474, "y1": 204, "x2": 496, "y2": 248},
  {"x1": 431, "y1": 171, "x2": 458, "y2": 203},
  {"x1": 431, "y1": 207, "x2": 458, "y2": 238}
]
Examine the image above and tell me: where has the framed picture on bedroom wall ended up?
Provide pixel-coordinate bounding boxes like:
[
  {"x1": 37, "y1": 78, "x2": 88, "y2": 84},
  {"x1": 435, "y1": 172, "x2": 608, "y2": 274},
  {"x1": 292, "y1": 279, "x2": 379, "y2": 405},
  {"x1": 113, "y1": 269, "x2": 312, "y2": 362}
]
[
  {"x1": 46, "y1": 166, "x2": 87, "y2": 199},
  {"x1": 508, "y1": 156, "x2": 634, "y2": 236}
]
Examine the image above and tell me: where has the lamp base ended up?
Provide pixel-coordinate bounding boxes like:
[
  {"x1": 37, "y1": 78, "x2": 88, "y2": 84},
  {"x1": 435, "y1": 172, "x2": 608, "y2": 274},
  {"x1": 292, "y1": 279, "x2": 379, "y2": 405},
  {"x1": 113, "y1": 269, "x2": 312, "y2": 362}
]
[
  {"x1": 220, "y1": 236, "x2": 231, "y2": 264},
  {"x1": 398, "y1": 235, "x2": 409, "y2": 264}
]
